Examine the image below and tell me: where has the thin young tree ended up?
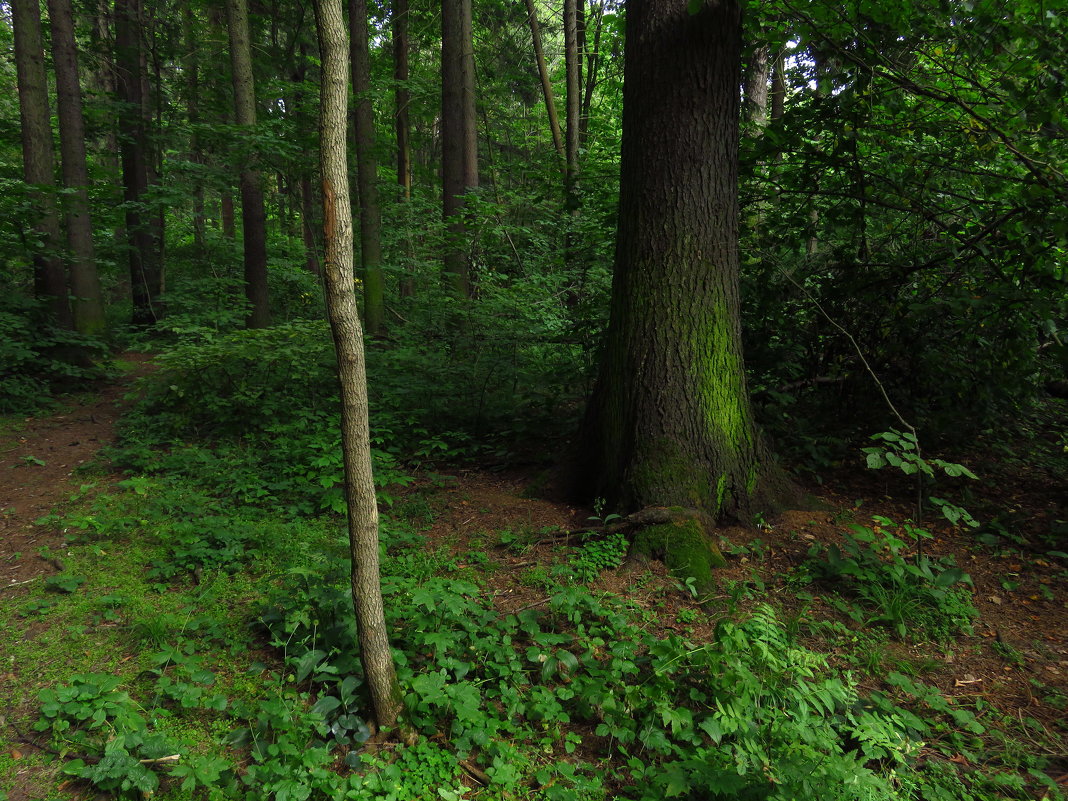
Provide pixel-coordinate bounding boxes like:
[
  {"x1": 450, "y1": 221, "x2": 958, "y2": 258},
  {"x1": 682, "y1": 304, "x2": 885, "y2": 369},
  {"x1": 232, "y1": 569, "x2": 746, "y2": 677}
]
[
  {"x1": 226, "y1": 0, "x2": 271, "y2": 328},
  {"x1": 313, "y1": 0, "x2": 402, "y2": 731},
  {"x1": 523, "y1": 0, "x2": 565, "y2": 166},
  {"x1": 13, "y1": 0, "x2": 72, "y2": 329},
  {"x1": 48, "y1": 0, "x2": 106, "y2": 335}
]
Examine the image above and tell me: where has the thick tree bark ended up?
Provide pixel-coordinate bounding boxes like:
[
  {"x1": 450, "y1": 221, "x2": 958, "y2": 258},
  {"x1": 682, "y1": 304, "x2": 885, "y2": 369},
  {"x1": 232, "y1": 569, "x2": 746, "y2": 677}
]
[
  {"x1": 441, "y1": 0, "x2": 470, "y2": 295},
  {"x1": 13, "y1": 0, "x2": 72, "y2": 329},
  {"x1": 350, "y1": 0, "x2": 385, "y2": 336},
  {"x1": 115, "y1": 0, "x2": 161, "y2": 326},
  {"x1": 313, "y1": 0, "x2": 402, "y2": 731},
  {"x1": 226, "y1": 0, "x2": 271, "y2": 328},
  {"x1": 48, "y1": 0, "x2": 106, "y2": 336},
  {"x1": 576, "y1": 0, "x2": 786, "y2": 529},
  {"x1": 523, "y1": 0, "x2": 564, "y2": 166}
]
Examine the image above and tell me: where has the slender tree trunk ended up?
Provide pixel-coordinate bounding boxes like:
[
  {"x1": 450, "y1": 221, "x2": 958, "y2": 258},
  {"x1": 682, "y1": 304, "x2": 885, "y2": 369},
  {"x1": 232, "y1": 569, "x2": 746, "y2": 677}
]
[
  {"x1": 459, "y1": 0, "x2": 478, "y2": 193},
  {"x1": 47, "y1": 0, "x2": 106, "y2": 336},
  {"x1": 579, "y1": 0, "x2": 604, "y2": 144},
  {"x1": 441, "y1": 0, "x2": 469, "y2": 295},
  {"x1": 575, "y1": 0, "x2": 787, "y2": 545},
  {"x1": 350, "y1": 0, "x2": 385, "y2": 335},
  {"x1": 744, "y1": 44, "x2": 770, "y2": 127},
  {"x1": 393, "y1": 0, "x2": 412, "y2": 201},
  {"x1": 115, "y1": 0, "x2": 161, "y2": 326},
  {"x1": 13, "y1": 0, "x2": 71, "y2": 329},
  {"x1": 393, "y1": 0, "x2": 415, "y2": 297},
  {"x1": 185, "y1": 8, "x2": 206, "y2": 252},
  {"x1": 221, "y1": 192, "x2": 236, "y2": 239},
  {"x1": 313, "y1": 0, "x2": 402, "y2": 731},
  {"x1": 523, "y1": 0, "x2": 564, "y2": 166},
  {"x1": 563, "y1": 0, "x2": 580, "y2": 196},
  {"x1": 226, "y1": 0, "x2": 271, "y2": 328},
  {"x1": 770, "y1": 52, "x2": 785, "y2": 123}
]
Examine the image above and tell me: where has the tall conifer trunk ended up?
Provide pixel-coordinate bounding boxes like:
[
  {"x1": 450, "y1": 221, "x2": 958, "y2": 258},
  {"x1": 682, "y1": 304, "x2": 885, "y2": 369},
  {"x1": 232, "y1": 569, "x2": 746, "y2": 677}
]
[
  {"x1": 226, "y1": 0, "x2": 271, "y2": 328},
  {"x1": 13, "y1": 0, "x2": 72, "y2": 329},
  {"x1": 48, "y1": 0, "x2": 106, "y2": 335},
  {"x1": 576, "y1": 0, "x2": 786, "y2": 538},
  {"x1": 115, "y1": 0, "x2": 161, "y2": 326}
]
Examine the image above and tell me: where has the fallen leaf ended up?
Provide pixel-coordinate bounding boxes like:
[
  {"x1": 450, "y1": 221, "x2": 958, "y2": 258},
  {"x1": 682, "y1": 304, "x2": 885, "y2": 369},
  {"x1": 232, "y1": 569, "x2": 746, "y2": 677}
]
[
  {"x1": 989, "y1": 596, "x2": 1003, "y2": 605},
  {"x1": 11, "y1": 749, "x2": 22, "y2": 759}
]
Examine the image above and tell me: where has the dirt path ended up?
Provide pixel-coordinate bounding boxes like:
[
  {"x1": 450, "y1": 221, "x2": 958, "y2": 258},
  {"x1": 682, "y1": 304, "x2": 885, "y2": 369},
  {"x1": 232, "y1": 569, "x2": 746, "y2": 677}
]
[{"x1": 0, "y1": 354, "x2": 153, "y2": 589}]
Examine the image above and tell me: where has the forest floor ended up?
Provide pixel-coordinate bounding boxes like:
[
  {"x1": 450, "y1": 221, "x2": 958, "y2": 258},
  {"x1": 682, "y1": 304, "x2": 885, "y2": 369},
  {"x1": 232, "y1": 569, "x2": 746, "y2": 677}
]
[{"x1": 0, "y1": 358, "x2": 1066, "y2": 799}]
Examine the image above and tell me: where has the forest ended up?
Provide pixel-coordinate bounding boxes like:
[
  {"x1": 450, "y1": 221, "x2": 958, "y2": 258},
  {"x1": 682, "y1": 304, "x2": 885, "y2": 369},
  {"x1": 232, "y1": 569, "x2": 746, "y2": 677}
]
[{"x1": 0, "y1": 0, "x2": 1066, "y2": 798}]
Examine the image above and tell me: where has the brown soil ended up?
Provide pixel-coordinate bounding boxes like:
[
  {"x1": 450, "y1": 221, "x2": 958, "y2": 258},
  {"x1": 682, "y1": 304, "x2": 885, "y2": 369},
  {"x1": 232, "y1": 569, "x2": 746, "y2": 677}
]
[{"x1": 1, "y1": 355, "x2": 154, "y2": 591}]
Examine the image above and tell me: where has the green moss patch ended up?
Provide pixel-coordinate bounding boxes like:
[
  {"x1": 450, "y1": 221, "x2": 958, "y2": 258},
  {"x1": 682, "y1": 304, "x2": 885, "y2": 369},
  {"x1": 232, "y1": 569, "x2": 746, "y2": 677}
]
[{"x1": 633, "y1": 516, "x2": 725, "y2": 598}]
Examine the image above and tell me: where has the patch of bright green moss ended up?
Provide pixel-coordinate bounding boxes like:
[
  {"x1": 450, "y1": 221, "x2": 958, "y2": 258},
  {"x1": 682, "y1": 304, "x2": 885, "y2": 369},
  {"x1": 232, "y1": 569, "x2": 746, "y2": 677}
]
[{"x1": 633, "y1": 517, "x2": 725, "y2": 599}]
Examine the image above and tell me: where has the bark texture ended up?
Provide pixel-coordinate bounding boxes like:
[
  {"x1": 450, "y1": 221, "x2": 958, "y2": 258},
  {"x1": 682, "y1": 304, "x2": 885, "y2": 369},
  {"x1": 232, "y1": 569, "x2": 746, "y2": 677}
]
[
  {"x1": 48, "y1": 0, "x2": 106, "y2": 335},
  {"x1": 441, "y1": 0, "x2": 470, "y2": 295},
  {"x1": 226, "y1": 0, "x2": 271, "y2": 328},
  {"x1": 576, "y1": 0, "x2": 783, "y2": 524},
  {"x1": 350, "y1": 0, "x2": 385, "y2": 335},
  {"x1": 13, "y1": 0, "x2": 72, "y2": 328},
  {"x1": 115, "y1": 0, "x2": 161, "y2": 326},
  {"x1": 314, "y1": 0, "x2": 402, "y2": 731}
]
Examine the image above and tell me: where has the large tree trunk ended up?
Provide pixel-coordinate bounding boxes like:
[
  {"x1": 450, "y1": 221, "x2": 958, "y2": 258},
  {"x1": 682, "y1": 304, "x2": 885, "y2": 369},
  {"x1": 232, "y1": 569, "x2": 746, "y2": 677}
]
[
  {"x1": 313, "y1": 0, "x2": 402, "y2": 731},
  {"x1": 13, "y1": 0, "x2": 72, "y2": 329},
  {"x1": 575, "y1": 0, "x2": 788, "y2": 587},
  {"x1": 459, "y1": 0, "x2": 478, "y2": 193},
  {"x1": 115, "y1": 0, "x2": 161, "y2": 326},
  {"x1": 350, "y1": 0, "x2": 385, "y2": 336},
  {"x1": 441, "y1": 0, "x2": 469, "y2": 295},
  {"x1": 48, "y1": 0, "x2": 106, "y2": 336},
  {"x1": 226, "y1": 0, "x2": 271, "y2": 328}
]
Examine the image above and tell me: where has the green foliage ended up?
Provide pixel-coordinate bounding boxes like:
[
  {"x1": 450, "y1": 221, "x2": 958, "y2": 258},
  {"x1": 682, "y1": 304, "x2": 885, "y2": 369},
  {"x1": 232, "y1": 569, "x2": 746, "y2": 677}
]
[
  {"x1": 862, "y1": 430, "x2": 980, "y2": 527},
  {"x1": 0, "y1": 290, "x2": 107, "y2": 414},
  {"x1": 807, "y1": 517, "x2": 978, "y2": 640},
  {"x1": 569, "y1": 532, "x2": 628, "y2": 583}
]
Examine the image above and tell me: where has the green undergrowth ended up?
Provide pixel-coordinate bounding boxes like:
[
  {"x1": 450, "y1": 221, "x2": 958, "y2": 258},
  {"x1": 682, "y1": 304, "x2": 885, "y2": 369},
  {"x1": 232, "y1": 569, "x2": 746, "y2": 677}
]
[
  {"x1": 2, "y1": 330, "x2": 1063, "y2": 801},
  {"x1": 4, "y1": 470, "x2": 1063, "y2": 801}
]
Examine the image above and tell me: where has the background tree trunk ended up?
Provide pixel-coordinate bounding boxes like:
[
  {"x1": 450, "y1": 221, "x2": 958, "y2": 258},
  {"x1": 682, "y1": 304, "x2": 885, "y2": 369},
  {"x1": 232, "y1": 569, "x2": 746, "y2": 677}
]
[
  {"x1": 393, "y1": 0, "x2": 415, "y2": 297},
  {"x1": 441, "y1": 0, "x2": 470, "y2": 295},
  {"x1": 13, "y1": 0, "x2": 72, "y2": 329},
  {"x1": 350, "y1": 0, "x2": 385, "y2": 336},
  {"x1": 115, "y1": 0, "x2": 161, "y2": 326},
  {"x1": 48, "y1": 0, "x2": 106, "y2": 336},
  {"x1": 313, "y1": 0, "x2": 402, "y2": 731},
  {"x1": 576, "y1": 0, "x2": 784, "y2": 526},
  {"x1": 226, "y1": 0, "x2": 271, "y2": 328},
  {"x1": 523, "y1": 0, "x2": 565, "y2": 166}
]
